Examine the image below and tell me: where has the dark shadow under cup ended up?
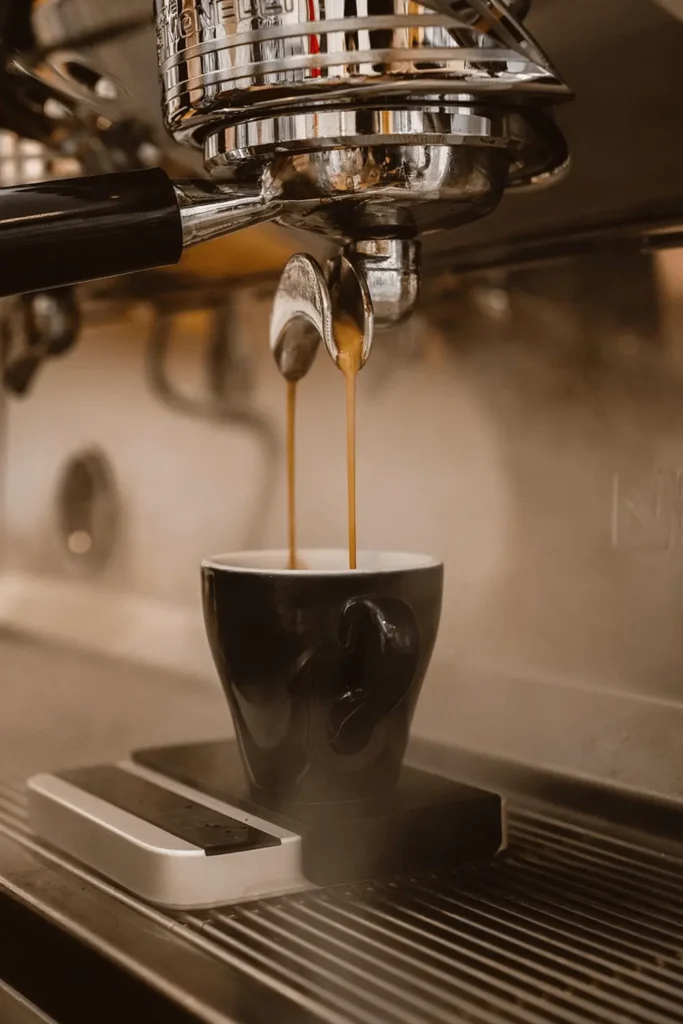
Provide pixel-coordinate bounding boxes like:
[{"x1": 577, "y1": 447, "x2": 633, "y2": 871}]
[{"x1": 201, "y1": 549, "x2": 444, "y2": 810}]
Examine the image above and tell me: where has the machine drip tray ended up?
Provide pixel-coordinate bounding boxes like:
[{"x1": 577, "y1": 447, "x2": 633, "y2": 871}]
[{"x1": 27, "y1": 740, "x2": 504, "y2": 909}]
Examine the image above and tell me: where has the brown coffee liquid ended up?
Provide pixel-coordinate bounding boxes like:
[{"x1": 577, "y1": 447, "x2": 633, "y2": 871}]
[
  {"x1": 286, "y1": 379, "x2": 299, "y2": 570},
  {"x1": 334, "y1": 317, "x2": 364, "y2": 570}
]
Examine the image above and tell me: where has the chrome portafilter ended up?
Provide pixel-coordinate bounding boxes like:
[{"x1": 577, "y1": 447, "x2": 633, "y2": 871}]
[
  {"x1": 158, "y1": 0, "x2": 570, "y2": 325},
  {"x1": 0, "y1": 1, "x2": 571, "y2": 313}
]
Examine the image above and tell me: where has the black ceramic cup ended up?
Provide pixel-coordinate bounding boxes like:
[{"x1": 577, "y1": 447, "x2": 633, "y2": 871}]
[{"x1": 201, "y1": 549, "x2": 443, "y2": 809}]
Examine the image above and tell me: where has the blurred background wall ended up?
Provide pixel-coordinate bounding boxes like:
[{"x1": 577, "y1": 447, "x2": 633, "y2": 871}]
[{"x1": 3, "y1": 244, "x2": 683, "y2": 797}]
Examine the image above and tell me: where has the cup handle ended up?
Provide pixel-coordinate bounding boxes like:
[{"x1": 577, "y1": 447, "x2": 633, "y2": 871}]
[{"x1": 327, "y1": 596, "x2": 420, "y2": 754}]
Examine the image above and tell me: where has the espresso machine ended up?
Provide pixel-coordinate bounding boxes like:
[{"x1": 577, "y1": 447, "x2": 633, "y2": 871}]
[
  {"x1": 1, "y1": 1, "x2": 571, "y2": 349},
  {"x1": 9, "y1": 0, "x2": 566, "y2": 908},
  {"x1": 3, "y1": 1, "x2": 683, "y2": 1022}
]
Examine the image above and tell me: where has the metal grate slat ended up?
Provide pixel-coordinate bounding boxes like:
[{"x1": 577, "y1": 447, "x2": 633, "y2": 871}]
[
  {"x1": 503, "y1": 850, "x2": 683, "y2": 941},
  {"x1": 308, "y1": 887, "x2": 650, "y2": 1024},
  {"x1": 509, "y1": 833, "x2": 683, "y2": 907},
  {"x1": 286, "y1": 898, "x2": 527, "y2": 1024},
  {"x1": 298, "y1": 891, "x2": 586, "y2": 1024},
  {"x1": 476, "y1": 862, "x2": 683, "y2": 960},
  {"x1": 226, "y1": 905, "x2": 458, "y2": 1024},
  {"x1": 0, "y1": 784, "x2": 29, "y2": 817},
  {"x1": 404, "y1": 882, "x2": 683, "y2": 1016},
  {"x1": 515, "y1": 813, "x2": 683, "y2": 876},
  {"x1": 194, "y1": 914, "x2": 418, "y2": 1024},
  {"x1": 0, "y1": 805, "x2": 31, "y2": 835},
  {"x1": 412, "y1": 878, "x2": 683, "y2": 995},
  {"x1": 262, "y1": 899, "x2": 543, "y2": 1024},
  {"x1": 3, "y1": 786, "x2": 683, "y2": 1023}
]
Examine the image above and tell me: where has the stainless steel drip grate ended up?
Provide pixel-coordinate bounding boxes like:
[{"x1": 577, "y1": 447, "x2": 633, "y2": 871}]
[
  {"x1": 0, "y1": 778, "x2": 682, "y2": 1023},
  {"x1": 181, "y1": 813, "x2": 683, "y2": 1024}
]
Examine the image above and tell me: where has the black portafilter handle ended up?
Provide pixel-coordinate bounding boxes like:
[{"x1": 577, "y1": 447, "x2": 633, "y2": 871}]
[{"x1": 0, "y1": 167, "x2": 184, "y2": 299}]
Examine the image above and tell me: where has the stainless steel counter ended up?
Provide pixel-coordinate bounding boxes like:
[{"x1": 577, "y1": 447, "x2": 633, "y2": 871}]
[
  {"x1": 2, "y1": 632, "x2": 683, "y2": 1023},
  {"x1": 1, "y1": 778, "x2": 683, "y2": 1024},
  {"x1": 0, "y1": 630, "x2": 227, "y2": 778}
]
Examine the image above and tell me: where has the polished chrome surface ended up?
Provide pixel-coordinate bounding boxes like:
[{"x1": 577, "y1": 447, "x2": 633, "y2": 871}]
[
  {"x1": 174, "y1": 179, "x2": 278, "y2": 246},
  {"x1": 14, "y1": 0, "x2": 572, "y2": 284},
  {"x1": 346, "y1": 239, "x2": 420, "y2": 326},
  {"x1": 155, "y1": 0, "x2": 569, "y2": 148},
  {"x1": 205, "y1": 106, "x2": 516, "y2": 169},
  {"x1": 155, "y1": 0, "x2": 570, "y2": 255},
  {"x1": 205, "y1": 105, "x2": 569, "y2": 193},
  {"x1": 264, "y1": 144, "x2": 518, "y2": 239},
  {"x1": 2, "y1": 779, "x2": 683, "y2": 1023},
  {"x1": 19, "y1": 0, "x2": 683, "y2": 269},
  {"x1": 270, "y1": 252, "x2": 373, "y2": 378},
  {"x1": 325, "y1": 252, "x2": 374, "y2": 359},
  {"x1": 211, "y1": 108, "x2": 512, "y2": 162},
  {"x1": 154, "y1": 0, "x2": 570, "y2": 257},
  {"x1": 270, "y1": 254, "x2": 327, "y2": 382}
]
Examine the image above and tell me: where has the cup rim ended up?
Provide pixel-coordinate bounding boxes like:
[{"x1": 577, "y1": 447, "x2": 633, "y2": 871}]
[{"x1": 202, "y1": 548, "x2": 442, "y2": 576}]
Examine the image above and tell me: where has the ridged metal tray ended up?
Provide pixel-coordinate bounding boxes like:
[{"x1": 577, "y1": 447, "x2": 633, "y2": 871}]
[{"x1": 1, "y1": 779, "x2": 682, "y2": 1023}]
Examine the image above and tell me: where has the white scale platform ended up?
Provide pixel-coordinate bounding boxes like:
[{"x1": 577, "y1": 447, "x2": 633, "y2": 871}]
[{"x1": 27, "y1": 741, "x2": 506, "y2": 909}]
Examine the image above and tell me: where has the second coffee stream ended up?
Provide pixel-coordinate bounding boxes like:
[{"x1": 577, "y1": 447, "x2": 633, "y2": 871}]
[{"x1": 284, "y1": 315, "x2": 364, "y2": 571}]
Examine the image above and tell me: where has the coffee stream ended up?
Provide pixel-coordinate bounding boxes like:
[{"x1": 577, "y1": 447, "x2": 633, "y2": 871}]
[
  {"x1": 286, "y1": 379, "x2": 299, "y2": 570},
  {"x1": 285, "y1": 317, "x2": 364, "y2": 571},
  {"x1": 334, "y1": 317, "x2": 364, "y2": 570}
]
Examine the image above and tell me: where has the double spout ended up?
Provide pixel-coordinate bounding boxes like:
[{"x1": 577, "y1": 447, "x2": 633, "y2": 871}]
[{"x1": 270, "y1": 252, "x2": 373, "y2": 384}]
